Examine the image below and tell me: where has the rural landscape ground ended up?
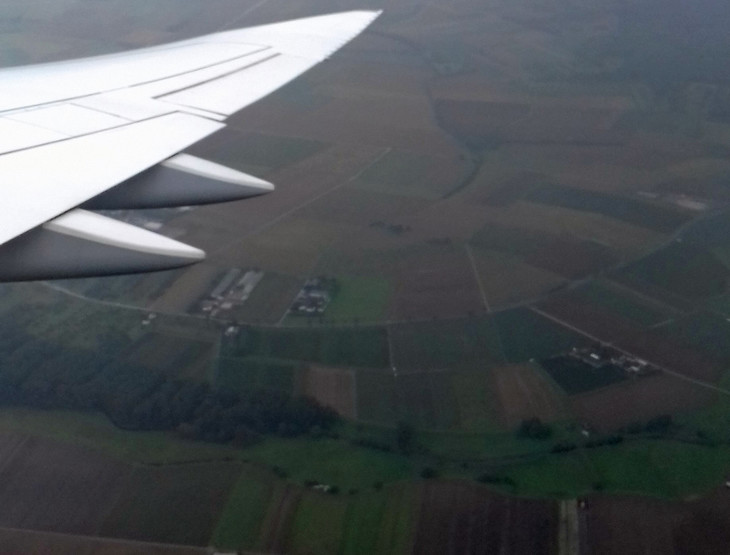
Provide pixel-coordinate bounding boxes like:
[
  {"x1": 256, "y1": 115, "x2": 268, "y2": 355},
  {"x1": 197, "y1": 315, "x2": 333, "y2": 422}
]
[{"x1": 2, "y1": 0, "x2": 730, "y2": 553}]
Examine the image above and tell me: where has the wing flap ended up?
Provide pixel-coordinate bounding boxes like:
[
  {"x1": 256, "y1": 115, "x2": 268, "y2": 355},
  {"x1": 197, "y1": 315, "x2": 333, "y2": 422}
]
[
  {"x1": 0, "y1": 113, "x2": 223, "y2": 246},
  {"x1": 0, "y1": 209, "x2": 203, "y2": 281}
]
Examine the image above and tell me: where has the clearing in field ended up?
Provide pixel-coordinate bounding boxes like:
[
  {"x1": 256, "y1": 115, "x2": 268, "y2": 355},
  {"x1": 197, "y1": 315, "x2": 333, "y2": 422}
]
[{"x1": 490, "y1": 363, "x2": 569, "y2": 429}]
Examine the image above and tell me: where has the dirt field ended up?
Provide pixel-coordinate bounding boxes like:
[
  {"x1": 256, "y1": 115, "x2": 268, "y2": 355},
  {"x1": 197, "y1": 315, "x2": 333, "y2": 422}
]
[
  {"x1": 304, "y1": 365, "x2": 357, "y2": 419},
  {"x1": 0, "y1": 528, "x2": 207, "y2": 555},
  {"x1": 257, "y1": 484, "x2": 302, "y2": 554},
  {"x1": 570, "y1": 374, "x2": 715, "y2": 432},
  {"x1": 470, "y1": 248, "x2": 565, "y2": 309},
  {"x1": 490, "y1": 364, "x2": 569, "y2": 429},
  {"x1": 0, "y1": 435, "x2": 131, "y2": 535},
  {"x1": 126, "y1": 333, "x2": 215, "y2": 380},
  {"x1": 413, "y1": 481, "x2": 558, "y2": 555},
  {"x1": 0, "y1": 433, "x2": 242, "y2": 546},
  {"x1": 100, "y1": 462, "x2": 242, "y2": 546},
  {"x1": 387, "y1": 246, "x2": 484, "y2": 320},
  {"x1": 150, "y1": 264, "x2": 222, "y2": 313},
  {"x1": 584, "y1": 487, "x2": 730, "y2": 555}
]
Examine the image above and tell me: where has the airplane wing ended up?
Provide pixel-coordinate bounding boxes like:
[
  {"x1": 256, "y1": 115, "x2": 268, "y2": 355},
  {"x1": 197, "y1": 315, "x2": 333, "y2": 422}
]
[{"x1": 0, "y1": 10, "x2": 381, "y2": 281}]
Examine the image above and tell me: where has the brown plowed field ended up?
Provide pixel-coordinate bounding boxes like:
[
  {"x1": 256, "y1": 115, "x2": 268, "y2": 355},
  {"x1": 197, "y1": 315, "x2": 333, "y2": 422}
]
[
  {"x1": 0, "y1": 528, "x2": 207, "y2": 555},
  {"x1": 304, "y1": 365, "x2": 356, "y2": 419},
  {"x1": 388, "y1": 247, "x2": 483, "y2": 320},
  {"x1": 413, "y1": 481, "x2": 558, "y2": 555},
  {"x1": 0, "y1": 434, "x2": 242, "y2": 546},
  {"x1": 258, "y1": 484, "x2": 301, "y2": 554},
  {"x1": 0, "y1": 436, "x2": 131, "y2": 535},
  {"x1": 570, "y1": 374, "x2": 715, "y2": 432},
  {"x1": 100, "y1": 462, "x2": 242, "y2": 546},
  {"x1": 584, "y1": 488, "x2": 730, "y2": 555},
  {"x1": 490, "y1": 364, "x2": 569, "y2": 428}
]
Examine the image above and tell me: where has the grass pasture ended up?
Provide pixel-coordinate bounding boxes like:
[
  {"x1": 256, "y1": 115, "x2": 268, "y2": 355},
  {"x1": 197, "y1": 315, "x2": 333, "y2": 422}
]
[
  {"x1": 212, "y1": 468, "x2": 276, "y2": 552},
  {"x1": 325, "y1": 275, "x2": 392, "y2": 323}
]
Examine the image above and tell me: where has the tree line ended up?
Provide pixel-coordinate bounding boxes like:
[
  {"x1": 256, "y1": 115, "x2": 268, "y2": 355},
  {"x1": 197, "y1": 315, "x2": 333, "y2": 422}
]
[{"x1": 0, "y1": 315, "x2": 338, "y2": 446}]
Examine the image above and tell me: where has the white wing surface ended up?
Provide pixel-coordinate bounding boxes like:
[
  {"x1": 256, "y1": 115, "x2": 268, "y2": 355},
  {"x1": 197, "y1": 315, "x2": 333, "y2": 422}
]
[{"x1": 0, "y1": 10, "x2": 381, "y2": 280}]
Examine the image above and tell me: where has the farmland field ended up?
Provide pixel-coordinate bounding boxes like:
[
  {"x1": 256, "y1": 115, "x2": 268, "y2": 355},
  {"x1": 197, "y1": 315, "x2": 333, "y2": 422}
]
[
  {"x1": 216, "y1": 357, "x2": 298, "y2": 396},
  {"x1": 303, "y1": 365, "x2": 356, "y2": 419},
  {"x1": 325, "y1": 275, "x2": 392, "y2": 323},
  {"x1": 413, "y1": 481, "x2": 558, "y2": 555},
  {"x1": 232, "y1": 326, "x2": 389, "y2": 369},
  {"x1": 493, "y1": 308, "x2": 589, "y2": 363},
  {"x1": 540, "y1": 357, "x2": 627, "y2": 396},
  {"x1": 9, "y1": 0, "x2": 730, "y2": 552},
  {"x1": 490, "y1": 364, "x2": 569, "y2": 428},
  {"x1": 389, "y1": 316, "x2": 505, "y2": 372}
]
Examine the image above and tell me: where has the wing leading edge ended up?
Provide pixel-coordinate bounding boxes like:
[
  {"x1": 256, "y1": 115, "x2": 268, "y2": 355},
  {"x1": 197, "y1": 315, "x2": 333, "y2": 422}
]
[{"x1": 0, "y1": 10, "x2": 381, "y2": 280}]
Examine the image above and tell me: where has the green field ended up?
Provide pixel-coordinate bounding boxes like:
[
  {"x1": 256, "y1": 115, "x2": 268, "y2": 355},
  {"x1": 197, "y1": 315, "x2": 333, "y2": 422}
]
[
  {"x1": 352, "y1": 149, "x2": 460, "y2": 199},
  {"x1": 659, "y1": 311, "x2": 730, "y2": 364},
  {"x1": 619, "y1": 242, "x2": 729, "y2": 299},
  {"x1": 212, "y1": 468, "x2": 273, "y2": 551},
  {"x1": 244, "y1": 436, "x2": 413, "y2": 491},
  {"x1": 216, "y1": 356, "x2": 299, "y2": 396},
  {"x1": 232, "y1": 326, "x2": 389, "y2": 368},
  {"x1": 493, "y1": 308, "x2": 589, "y2": 363},
  {"x1": 540, "y1": 358, "x2": 627, "y2": 395},
  {"x1": 568, "y1": 280, "x2": 674, "y2": 327},
  {"x1": 389, "y1": 317, "x2": 505, "y2": 371},
  {"x1": 501, "y1": 440, "x2": 730, "y2": 499},
  {"x1": 325, "y1": 276, "x2": 392, "y2": 323}
]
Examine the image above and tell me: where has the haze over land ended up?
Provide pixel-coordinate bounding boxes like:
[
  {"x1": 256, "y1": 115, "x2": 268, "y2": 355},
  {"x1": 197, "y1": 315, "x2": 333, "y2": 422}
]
[{"x1": 2, "y1": 0, "x2": 730, "y2": 553}]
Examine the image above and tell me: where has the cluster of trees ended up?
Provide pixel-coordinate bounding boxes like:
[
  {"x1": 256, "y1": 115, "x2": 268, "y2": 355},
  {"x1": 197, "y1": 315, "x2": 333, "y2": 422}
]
[
  {"x1": 0, "y1": 318, "x2": 338, "y2": 445},
  {"x1": 517, "y1": 418, "x2": 553, "y2": 440}
]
